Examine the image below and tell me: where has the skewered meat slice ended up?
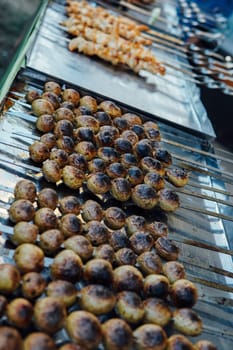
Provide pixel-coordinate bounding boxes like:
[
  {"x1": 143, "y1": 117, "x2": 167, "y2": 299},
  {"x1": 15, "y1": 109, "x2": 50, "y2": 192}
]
[
  {"x1": 173, "y1": 308, "x2": 203, "y2": 336},
  {"x1": 51, "y1": 249, "x2": 83, "y2": 282},
  {"x1": 8, "y1": 199, "x2": 35, "y2": 223},
  {"x1": 37, "y1": 188, "x2": 58, "y2": 210},
  {"x1": 33, "y1": 297, "x2": 67, "y2": 334},
  {"x1": 133, "y1": 324, "x2": 167, "y2": 350},
  {"x1": 46, "y1": 280, "x2": 77, "y2": 307},
  {"x1": 144, "y1": 274, "x2": 170, "y2": 299},
  {"x1": 102, "y1": 318, "x2": 133, "y2": 350},
  {"x1": 42, "y1": 159, "x2": 62, "y2": 183},
  {"x1": 14, "y1": 179, "x2": 37, "y2": 202},
  {"x1": 14, "y1": 243, "x2": 44, "y2": 273},
  {"x1": 34, "y1": 207, "x2": 58, "y2": 232},
  {"x1": 23, "y1": 332, "x2": 56, "y2": 350},
  {"x1": 44, "y1": 81, "x2": 61, "y2": 96},
  {"x1": 62, "y1": 88, "x2": 80, "y2": 106},
  {"x1": 78, "y1": 284, "x2": 116, "y2": 315},
  {"x1": 6, "y1": 298, "x2": 33, "y2": 329},
  {"x1": 12, "y1": 221, "x2": 38, "y2": 246},
  {"x1": 64, "y1": 235, "x2": 93, "y2": 262},
  {"x1": 21, "y1": 272, "x2": 46, "y2": 299},
  {"x1": 0, "y1": 326, "x2": 22, "y2": 350},
  {"x1": 32, "y1": 98, "x2": 54, "y2": 116},
  {"x1": 115, "y1": 291, "x2": 145, "y2": 324},
  {"x1": 0, "y1": 264, "x2": 21, "y2": 294},
  {"x1": 115, "y1": 248, "x2": 137, "y2": 266},
  {"x1": 29, "y1": 141, "x2": 50, "y2": 163},
  {"x1": 143, "y1": 298, "x2": 172, "y2": 327},
  {"x1": 65, "y1": 310, "x2": 102, "y2": 349}
]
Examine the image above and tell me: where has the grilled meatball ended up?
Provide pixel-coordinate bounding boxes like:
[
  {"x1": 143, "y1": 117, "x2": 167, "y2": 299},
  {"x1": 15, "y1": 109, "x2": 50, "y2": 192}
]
[
  {"x1": 75, "y1": 127, "x2": 95, "y2": 142},
  {"x1": 122, "y1": 113, "x2": 142, "y2": 126},
  {"x1": 0, "y1": 296, "x2": 7, "y2": 317},
  {"x1": 0, "y1": 326, "x2": 22, "y2": 350},
  {"x1": 106, "y1": 162, "x2": 127, "y2": 179},
  {"x1": 29, "y1": 141, "x2": 50, "y2": 163},
  {"x1": 158, "y1": 189, "x2": 180, "y2": 212},
  {"x1": 131, "y1": 124, "x2": 145, "y2": 139},
  {"x1": 78, "y1": 284, "x2": 116, "y2": 315},
  {"x1": 166, "y1": 168, "x2": 189, "y2": 187},
  {"x1": 59, "y1": 196, "x2": 80, "y2": 215},
  {"x1": 143, "y1": 298, "x2": 172, "y2": 327},
  {"x1": 86, "y1": 172, "x2": 111, "y2": 194},
  {"x1": 162, "y1": 261, "x2": 186, "y2": 283},
  {"x1": 37, "y1": 188, "x2": 58, "y2": 210},
  {"x1": 64, "y1": 235, "x2": 93, "y2": 262},
  {"x1": 133, "y1": 140, "x2": 153, "y2": 159},
  {"x1": 115, "y1": 291, "x2": 144, "y2": 324},
  {"x1": 81, "y1": 200, "x2": 104, "y2": 222},
  {"x1": 74, "y1": 105, "x2": 92, "y2": 116},
  {"x1": 54, "y1": 107, "x2": 75, "y2": 123},
  {"x1": 121, "y1": 153, "x2": 138, "y2": 168},
  {"x1": 110, "y1": 178, "x2": 131, "y2": 202},
  {"x1": 84, "y1": 220, "x2": 109, "y2": 246},
  {"x1": 143, "y1": 121, "x2": 159, "y2": 130},
  {"x1": 36, "y1": 114, "x2": 55, "y2": 133},
  {"x1": 12, "y1": 221, "x2": 38, "y2": 246},
  {"x1": 113, "y1": 117, "x2": 129, "y2": 132},
  {"x1": 88, "y1": 158, "x2": 106, "y2": 173},
  {"x1": 34, "y1": 207, "x2": 58, "y2": 232},
  {"x1": 97, "y1": 147, "x2": 119, "y2": 164},
  {"x1": 98, "y1": 100, "x2": 122, "y2": 118},
  {"x1": 102, "y1": 318, "x2": 133, "y2": 350},
  {"x1": 195, "y1": 340, "x2": 218, "y2": 350},
  {"x1": 83, "y1": 258, "x2": 113, "y2": 285},
  {"x1": 104, "y1": 207, "x2": 126, "y2": 229},
  {"x1": 34, "y1": 297, "x2": 67, "y2": 333},
  {"x1": 93, "y1": 244, "x2": 115, "y2": 264},
  {"x1": 62, "y1": 165, "x2": 85, "y2": 189},
  {"x1": 173, "y1": 308, "x2": 203, "y2": 336},
  {"x1": 46, "y1": 280, "x2": 77, "y2": 307},
  {"x1": 21, "y1": 272, "x2": 46, "y2": 299},
  {"x1": 133, "y1": 324, "x2": 167, "y2": 350},
  {"x1": 127, "y1": 166, "x2": 144, "y2": 186},
  {"x1": 74, "y1": 141, "x2": 96, "y2": 160},
  {"x1": 41, "y1": 92, "x2": 60, "y2": 110},
  {"x1": 57, "y1": 136, "x2": 74, "y2": 154},
  {"x1": 23, "y1": 332, "x2": 56, "y2": 350},
  {"x1": 62, "y1": 88, "x2": 80, "y2": 106},
  {"x1": 166, "y1": 335, "x2": 195, "y2": 350},
  {"x1": 32, "y1": 98, "x2": 54, "y2": 117},
  {"x1": 94, "y1": 111, "x2": 112, "y2": 126},
  {"x1": 95, "y1": 130, "x2": 115, "y2": 148},
  {"x1": 6, "y1": 298, "x2": 33, "y2": 329},
  {"x1": 154, "y1": 149, "x2": 172, "y2": 167},
  {"x1": 42, "y1": 159, "x2": 62, "y2": 183},
  {"x1": 0, "y1": 264, "x2": 20, "y2": 294},
  {"x1": 14, "y1": 179, "x2": 36, "y2": 202},
  {"x1": 59, "y1": 344, "x2": 87, "y2": 350},
  {"x1": 108, "y1": 229, "x2": 130, "y2": 251},
  {"x1": 8, "y1": 199, "x2": 35, "y2": 223},
  {"x1": 14, "y1": 243, "x2": 44, "y2": 273},
  {"x1": 65, "y1": 310, "x2": 102, "y2": 349},
  {"x1": 50, "y1": 149, "x2": 69, "y2": 167},
  {"x1": 132, "y1": 184, "x2": 158, "y2": 210},
  {"x1": 144, "y1": 172, "x2": 165, "y2": 191},
  {"x1": 68, "y1": 152, "x2": 87, "y2": 171},
  {"x1": 40, "y1": 133, "x2": 57, "y2": 149},
  {"x1": 143, "y1": 274, "x2": 170, "y2": 299},
  {"x1": 115, "y1": 248, "x2": 137, "y2": 266},
  {"x1": 170, "y1": 279, "x2": 198, "y2": 308},
  {"x1": 125, "y1": 215, "x2": 146, "y2": 235},
  {"x1": 25, "y1": 89, "x2": 40, "y2": 103},
  {"x1": 80, "y1": 95, "x2": 98, "y2": 113},
  {"x1": 75, "y1": 115, "x2": 99, "y2": 132},
  {"x1": 113, "y1": 265, "x2": 143, "y2": 293},
  {"x1": 44, "y1": 81, "x2": 61, "y2": 96},
  {"x1": 140, "y1": 157, "x2": 164, "y2": 175},
  {"x1": 137, "y1": 252, "x2": 162, "y2": 275},
  {"x1": 54, "y1": 119, "x2": 74, "y2": 137},
  {"x1": 155, "y1": 237, "x2": 179, "y2": 261},
  {"x1": 147, "y1": 221, "x2": 168, "y2": 240},
  {"x1": 114, "y1": 138, "x2": 133, "y2": 154},
  {"x1": 121, "y1": 129, "x2": 139, "y2": 145},
  {"x1": 51, "y1": 249, "x2": 83, "y2": 282},
  {"x1": 39, "y1": 229, "x2": 64, "y2": 255},
  {"x1": 145, "y1": 127, "x2": 161, "y2": 141},
  {"x1": 60, "y1": 214, "x2": 82, "y2": 237},
  {"x1": 130, "y1": 231, "x2": 154, "y2": 254}
]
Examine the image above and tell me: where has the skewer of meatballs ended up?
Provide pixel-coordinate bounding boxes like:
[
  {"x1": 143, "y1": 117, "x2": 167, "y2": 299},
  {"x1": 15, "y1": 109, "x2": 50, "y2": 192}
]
[
  {"x1": 24, "y1": 79, "x2": 189, "y2": 214},
  {"x1": 0, "y1": 176, "x2": 218, "y2": 349}
]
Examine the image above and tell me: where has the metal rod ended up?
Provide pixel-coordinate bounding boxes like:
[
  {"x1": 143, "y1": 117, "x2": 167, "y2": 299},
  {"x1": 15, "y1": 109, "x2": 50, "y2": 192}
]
[
  {"x1": 175, "y1": 187, "x2": 233, "y2": 208},
  {"x1": 188, "y1": 180, "x2": 233, "y2": 198},
  {"x1": 0, "y1": 157, "x2": 41, "y2": 173},
  {"x1": 0, "y1": 140, "x2": 28, "y2": 152},
  {"x1": 179, "y1": 204, "x2": 233, "y2": 222},
  {"x1": 6, "y1": 110, "x2": 36, "y2": 122},
  {"x1": 7, "y1": 97, "x2": 31, "y2": 109},
  {"x1": 190, "y1": 275, "x2": 233, "y2": 293},
  {"x1": 163, "y1": 137, "x2": 233, "y2": 165}
]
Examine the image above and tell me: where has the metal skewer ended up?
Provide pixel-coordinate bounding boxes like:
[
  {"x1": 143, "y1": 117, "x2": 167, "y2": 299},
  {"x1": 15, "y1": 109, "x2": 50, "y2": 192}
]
[{"x1": 179, "y1": 204, "x2": 233, "y2": 222}]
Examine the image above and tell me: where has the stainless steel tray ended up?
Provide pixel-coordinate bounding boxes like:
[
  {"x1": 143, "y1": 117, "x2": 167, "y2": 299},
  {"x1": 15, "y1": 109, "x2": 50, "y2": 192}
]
[
  {"x1": 26, "y1": 0, "x2": 215, "y2": 138},
  {"x1": 0, "y1": 67, "x2": 232, "y2": 349}
]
